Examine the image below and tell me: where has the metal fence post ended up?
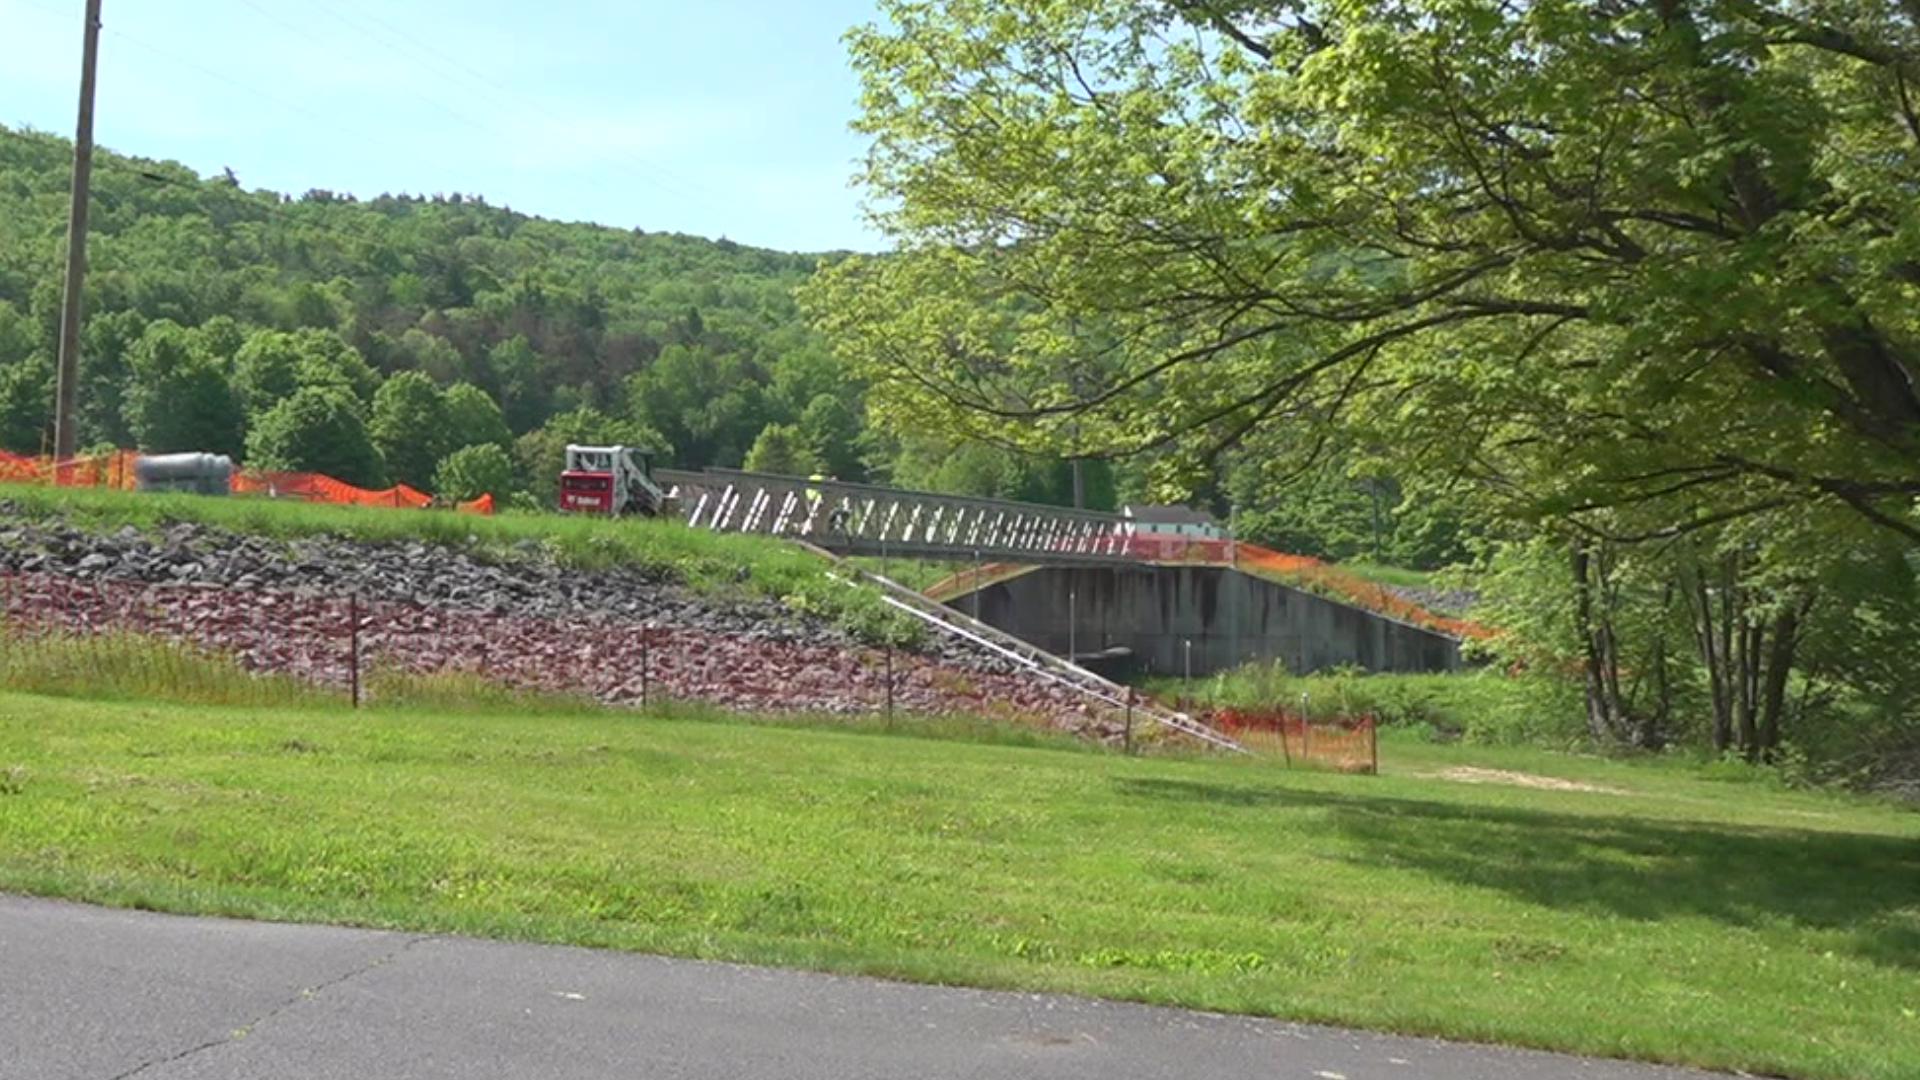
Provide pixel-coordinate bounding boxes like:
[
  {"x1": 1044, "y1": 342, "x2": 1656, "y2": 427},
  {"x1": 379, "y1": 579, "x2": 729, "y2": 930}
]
[
  {"x1": 1369, "y1": 714, "x2": 1379, "y2": 775},
  {"x1": 640, "y1": 622, "x2": 651, "y2": 709},
  {"x1": 1182, "y1": 638, "x2": 1192, "y2": 706},
  {"x1": 972, "y1": 548, "x2": 982, "y2": 621},
  {"x1": 882, "y1": 529, "x2": 895, "y2": 728},
  {"x1": 1300, "y1": 691, "x2": 1311, "y2": 762},
  {"x1": 1068, "y1": 585, "x2": 1078, "y2": 663},
  {"x1": 1124, "y1": 688, "x2": 1134, "y2": 755},
  {"x1": 348, "y1": 594, "x2": 361, "y2": 709}
]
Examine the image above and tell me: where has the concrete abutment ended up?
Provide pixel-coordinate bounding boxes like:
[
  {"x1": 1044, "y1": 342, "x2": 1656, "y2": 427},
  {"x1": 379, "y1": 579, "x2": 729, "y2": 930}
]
[{"x1": 946, "y1": 564, "x2": 1462, "y2": 678}]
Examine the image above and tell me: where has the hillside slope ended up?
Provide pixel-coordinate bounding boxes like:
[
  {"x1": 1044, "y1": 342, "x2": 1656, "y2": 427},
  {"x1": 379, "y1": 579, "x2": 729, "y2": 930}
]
[{"x1": 0, "y1": 124, "x2": 849, "y2": 488}]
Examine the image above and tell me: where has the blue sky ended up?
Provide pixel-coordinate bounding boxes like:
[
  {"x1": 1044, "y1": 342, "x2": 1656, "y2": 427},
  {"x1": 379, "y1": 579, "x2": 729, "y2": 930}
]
[{"x1": 0, "y1": 0, "x2": 886, "y2": 251}]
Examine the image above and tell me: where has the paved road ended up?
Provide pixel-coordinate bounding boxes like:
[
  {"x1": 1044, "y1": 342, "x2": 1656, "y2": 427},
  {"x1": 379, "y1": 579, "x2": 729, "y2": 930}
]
[{"x1": 1, "y1": 896, "x2": 1724, "y2": 1080}]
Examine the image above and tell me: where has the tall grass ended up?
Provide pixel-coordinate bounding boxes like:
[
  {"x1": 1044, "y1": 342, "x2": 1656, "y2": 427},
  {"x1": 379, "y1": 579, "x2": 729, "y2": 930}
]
[
  {"x1": 0, "y1": 630, "x2": 323, "y2": 709},
  {"x1": 0, "y1": 627, "x2": 1093, "y2": 754},
  {"x1": 1332, "y1": 562, "x2": 1441, "y2": 590},
  {"x1": 1148, "y1": 660, "x2": 1583, "y2": 745}
]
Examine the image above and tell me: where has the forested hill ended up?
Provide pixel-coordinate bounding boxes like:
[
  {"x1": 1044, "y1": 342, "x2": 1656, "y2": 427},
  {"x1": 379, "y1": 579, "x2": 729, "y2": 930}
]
[
  {"x1": 0, "y1": 123, "x2": 874, "y2": 502},
  {"x1": 0, "y1": 124, "x2": 1457, "y2": 559}
]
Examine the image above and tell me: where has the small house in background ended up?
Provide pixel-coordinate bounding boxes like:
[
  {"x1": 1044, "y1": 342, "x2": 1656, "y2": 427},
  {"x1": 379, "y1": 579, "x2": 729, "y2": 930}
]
[{"x1": 1123, "y1": 504, "x2": 1226, "y2": 540}]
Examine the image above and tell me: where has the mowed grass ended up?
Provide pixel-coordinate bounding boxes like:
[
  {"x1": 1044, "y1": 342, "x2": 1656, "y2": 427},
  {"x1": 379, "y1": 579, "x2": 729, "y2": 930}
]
[{"x1": 0, "y1": 693, "x2": 1916, "y2": 1079}]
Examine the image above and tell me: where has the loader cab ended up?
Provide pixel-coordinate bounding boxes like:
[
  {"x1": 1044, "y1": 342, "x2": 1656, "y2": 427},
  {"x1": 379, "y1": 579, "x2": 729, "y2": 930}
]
[{"x1": 560, "y1": 444, "x2": 663, "y2": 516}]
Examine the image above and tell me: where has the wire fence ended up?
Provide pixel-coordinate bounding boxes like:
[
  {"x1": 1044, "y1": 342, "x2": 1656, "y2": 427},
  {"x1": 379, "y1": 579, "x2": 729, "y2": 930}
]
[
  {"x1": 0, "y1": 572, "x2": 1160, "y2": 745},
  {"x1": 0, "y1": 571, "x2": 1380, "y2": 765}
]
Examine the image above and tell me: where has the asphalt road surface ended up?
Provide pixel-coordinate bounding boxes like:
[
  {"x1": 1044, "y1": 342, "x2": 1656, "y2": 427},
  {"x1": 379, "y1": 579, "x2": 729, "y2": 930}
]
[{"x1": 1, "y1": 895, "x2": 1727, "y2": 1080}]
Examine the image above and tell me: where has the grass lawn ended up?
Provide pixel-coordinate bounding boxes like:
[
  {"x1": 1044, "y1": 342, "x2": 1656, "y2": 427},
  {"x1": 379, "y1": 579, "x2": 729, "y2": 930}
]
[{"x1": 0, "y1": 691, "x2": 1915, "y2": 1079}]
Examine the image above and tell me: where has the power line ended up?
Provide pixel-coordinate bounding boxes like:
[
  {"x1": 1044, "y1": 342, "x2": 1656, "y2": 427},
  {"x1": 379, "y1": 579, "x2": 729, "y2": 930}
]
[
  {"x1": 223, "y1": 0, "x2": 708, "y2": 205},
  {"x1": 325, "y1": 0, "x2": 527, "y2": 116},
  {"x1": 10, "y1": 1, "x2": 724, "y2": 223},
  {"x1": 105, "y1": 29, "x2": 372, "y2": 148},
  {"x1": 232, "y1": 0, "x2": 498, "y2": 137},
  {"x1": 1, "y1": 124, "x2": 528, "y2": 272},
  {"x1": 330, "y1": 0, "x2": 719, "y2": 200}
]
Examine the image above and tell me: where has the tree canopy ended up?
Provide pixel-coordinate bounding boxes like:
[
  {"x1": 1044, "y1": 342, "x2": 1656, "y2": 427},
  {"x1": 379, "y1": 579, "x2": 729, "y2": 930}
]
[
  {"x1": 0, "y1": 122, "x2": 1181, "y2": 513},
  {"x1": 244, "y1": 386, "x2": 386, "y2": 488},
  {"x1": 807, "y1": 0, "x2": 1920, "y2": 765},
  {"x1": 0, "y1": 124, "x2": 890, "y2": 502},
  {"x1": 811, "y1": 0, "x2": 1920, "y2": 542}
]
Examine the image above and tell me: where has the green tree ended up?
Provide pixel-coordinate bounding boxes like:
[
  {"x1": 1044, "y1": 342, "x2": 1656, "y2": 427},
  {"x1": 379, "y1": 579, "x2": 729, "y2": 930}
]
[
  {"x1": 244, "y1": 386, "x2": 386, "y2": 487},
  {"x1": 810, "y1": 0, "x2": 1920, "y2": 752},
  {"x1": 743, "y1": 422, "x2": 824, "y2": 477},
  {"x1": 291, "y1": 329, "x2": 381, "y2": 405},
  {"x1": 886, "y1": 433, "x2": 1114, "y2": 508},
  {"x1": 367, "y1": 372, "x2": 448, "y2": 488},
  {"x1": 0, "y1": 352, "x2": 52, "y2": 454},
  {"x1": 0, "y1": 120, "x2": 839, "y2": 477},
  {"x1": 0, "y1": 300, "x2": 33, "y2": 367},
  {"x1": 231, "y1": 330, "x2": 306, "y2": 417},
  {"x1": 396, "y1": 328, "x2": 465, "y2": 386},
  {"x1": 233, "y1": 328, "x2": 381, "y2": 418},
  {"x1": 78, "y1": 309, "x2": 147, "y2": 446},
  {"x1": 624, "y1": 343, "x2": 768, "y2": 467},
  {"x1": 485, "y1": 335, "x2": 546, "y2": 434},
  {"x1": 796, "y1": 393, "x2": 865, "y2": 480},
  {"x1": 122, "y1": 320, "x2": 245, "y2": 456},
  {"x1": 432, "y1": 443, "x2": 516, "y2": 502},
  {"x1": 817, "y1": 0, "x2": 1920, "y2": 538},
  {"x1": 194, "y1": 315, "x2": 246, "y2": 364},
  {"x1": 442, "y1": 382, "x2": 512, "y2": 453}
]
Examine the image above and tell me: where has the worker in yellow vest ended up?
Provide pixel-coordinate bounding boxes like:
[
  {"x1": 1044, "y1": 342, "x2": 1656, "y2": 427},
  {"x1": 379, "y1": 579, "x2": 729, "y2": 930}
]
[{"x1": 805, "y1": 473, "x2": 825, "y2": 528}]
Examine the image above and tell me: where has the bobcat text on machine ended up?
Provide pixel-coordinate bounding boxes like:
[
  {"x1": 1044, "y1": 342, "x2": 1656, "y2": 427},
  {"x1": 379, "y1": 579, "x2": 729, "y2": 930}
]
[{"x1": 557, "y1": 445, "x2": 671, "y2": 517}]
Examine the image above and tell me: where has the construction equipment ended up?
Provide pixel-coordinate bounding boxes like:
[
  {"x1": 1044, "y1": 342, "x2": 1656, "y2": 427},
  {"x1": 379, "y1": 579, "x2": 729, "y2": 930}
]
[{"x1": 558, "y1": 445, "x2": 670, "y2": 517}]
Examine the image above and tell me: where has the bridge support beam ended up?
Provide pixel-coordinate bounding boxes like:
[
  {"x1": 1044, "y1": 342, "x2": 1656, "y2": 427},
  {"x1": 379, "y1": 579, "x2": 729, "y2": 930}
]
[{"x1": 943, "y1": 564, "x2": 1461, "y2": 678}]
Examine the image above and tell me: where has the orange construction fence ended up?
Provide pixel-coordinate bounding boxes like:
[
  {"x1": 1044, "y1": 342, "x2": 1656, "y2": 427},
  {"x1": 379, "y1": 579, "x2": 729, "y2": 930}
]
[
  {"x1": 1209, "y1": 707, "x2": 1379, "y2": 773},
  {"x1": 0, "y1": 449, "x2": 493, "y2": 515},
  {"x1": 1231, "y1": 543, "x2": 1491, "y2": 642}
]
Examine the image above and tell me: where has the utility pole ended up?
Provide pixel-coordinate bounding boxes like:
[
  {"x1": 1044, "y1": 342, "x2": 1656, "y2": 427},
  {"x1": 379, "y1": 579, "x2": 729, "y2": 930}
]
[{"x1": 53, "y1": 0, "x2": 104, "y2": 462}]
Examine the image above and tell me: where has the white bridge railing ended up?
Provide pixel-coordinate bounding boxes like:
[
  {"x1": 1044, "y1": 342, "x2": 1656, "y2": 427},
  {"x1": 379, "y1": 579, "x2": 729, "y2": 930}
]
[{"x1": 659, "y1": 467, "x2": 1136, "y2": 565}]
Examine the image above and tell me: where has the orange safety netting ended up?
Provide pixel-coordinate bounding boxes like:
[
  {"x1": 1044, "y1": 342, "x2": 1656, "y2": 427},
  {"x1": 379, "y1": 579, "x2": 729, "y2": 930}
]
[
  {"x1": 1122, "y1": 534, "x2": 1489, "y2": 641},
  {"x1": 1232, "y1": 543, "x2": 1492, "y2": 642},
  {"x1": 1210, "y1": 707, "x2": 1379, "y2": 773},
  {"x1": 0, "y1": 449, "x2": 493, "y2": 515},
  {"x1": 914, "y1": 529, "x2": 1488, "y2": 642},
  {"x1": 0, "y1": 449, "x2": 141, "y2": 490},
  {"x1": 231, "y1": 469, "x2": 432, "y2": 508}
]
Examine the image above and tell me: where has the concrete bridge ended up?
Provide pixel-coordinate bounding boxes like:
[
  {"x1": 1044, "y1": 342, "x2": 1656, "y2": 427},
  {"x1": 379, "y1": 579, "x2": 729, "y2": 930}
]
[{"x1": 662, "y1": 467, "x2": 1466, "y2": 677}]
